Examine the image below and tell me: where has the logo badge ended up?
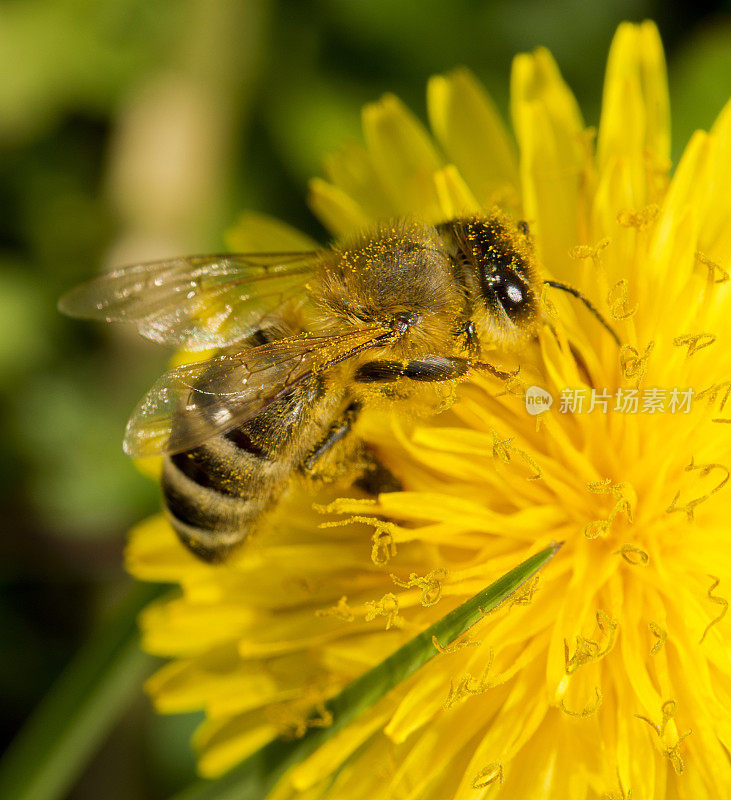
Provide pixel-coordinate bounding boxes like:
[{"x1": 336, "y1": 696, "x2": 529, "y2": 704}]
[{"x1": 525, "y1": 385, "x2": 553, "y2": 415}]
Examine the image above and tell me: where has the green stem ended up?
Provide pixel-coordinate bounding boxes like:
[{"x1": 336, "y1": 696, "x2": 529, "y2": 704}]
[
  {"x1": 171, "y1": 542, "x2": 562, "y2": 800},
  {"x1": 0, "y1": 581, "x2": 165, "y2": 800}
]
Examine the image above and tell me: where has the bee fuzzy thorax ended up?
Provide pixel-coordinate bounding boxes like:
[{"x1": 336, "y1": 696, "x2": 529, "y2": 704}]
[{"x1": 317, "y1": 221, "x2": 463, "y2": 331}]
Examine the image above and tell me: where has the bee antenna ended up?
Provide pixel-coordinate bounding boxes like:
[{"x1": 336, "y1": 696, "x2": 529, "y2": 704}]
[{"x1": 543, "y1": 280, "x2": 620, "y2": 346}]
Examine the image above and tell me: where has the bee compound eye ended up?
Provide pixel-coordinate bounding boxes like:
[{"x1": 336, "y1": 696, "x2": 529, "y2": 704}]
[{"x1": 489, "y1": 265, "x2": 529, "y2": 321}]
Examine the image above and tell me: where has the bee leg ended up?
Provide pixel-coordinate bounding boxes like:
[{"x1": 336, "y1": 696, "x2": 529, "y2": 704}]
[
  {"x1": 353, "y1": 356, "x2": 468, "y2": 383},
  {"x1": 309, "y1": 356, "x2": 473, "y2": 494},
  {"x1": 302, "y1": 401, "x2": 362, "y2": 473},
  {"x1": 459, "y1": 320, "x2": 480, "y2": 355},
  {"x1": 401, "y1": 356, "x2": 469, "y2": 381},
  {"x1": 354, "y1": 448, "x2": 402, "y2": 495},
  {"x1": 301, "y1": 401, "x2": 402, "y2": 494}
]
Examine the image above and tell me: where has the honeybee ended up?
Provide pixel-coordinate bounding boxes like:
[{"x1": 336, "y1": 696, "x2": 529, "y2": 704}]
[{"x1": 60, "y1": 213, "x2": 614, "y2": 562}]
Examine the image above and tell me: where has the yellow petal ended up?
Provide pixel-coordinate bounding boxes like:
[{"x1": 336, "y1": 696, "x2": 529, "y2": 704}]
[
  {"x1": 323, "y1": 142, "x2": 397, "y2": 219},
  {"x1": 433, "y1": 165, "x2": 482, "y2": 219},
  {"x1": 384, "y1": 667, "x2": 445, "y2": 744},
  {"x1": 511, "y1": 47, "x2": 591, "y2": 281},
  {"x1": 641, "y1": 131, "x2": 709, "y2": 321},
  {"x1": 590, "y1": 155, "x2": 645, "y2": 290},
  {"x1": 307, "y1": 177, "x2": 370, "y2": 238},
  {"x1": 362, "y1": 93, "x2": 443, "y2": 219},
  {"x1": 288, "y1": 710, "x2": 388, "y2": 791},
  {"x1": 140, "y1": 595, "x2": 256, "y2": 657},
  {"x1": 126, "y1": 514, "x2": 210, "y2": 584},
  {"x1": 194, "y1": 713, "x2": 278, "y2": 778},
  {"x1": 428, "y1": 67, "x2": 519, "y2": 207},
  {"x1": 225, "y1": 210, "x2": 319, "y2": 251},
  {"x1": 597, "y1": 21, "x2": 670, "y2": 205},
  {"x1": 145, "y1": 650, "x2": 284, "y2": 716},
  {"x1": 452, "y1": 671, "x2": 548, "y2": 798}
]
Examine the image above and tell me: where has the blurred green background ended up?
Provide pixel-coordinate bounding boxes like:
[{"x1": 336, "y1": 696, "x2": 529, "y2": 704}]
[{"x1": 1, "y1": 0, "x2": 729, "y2": 797}]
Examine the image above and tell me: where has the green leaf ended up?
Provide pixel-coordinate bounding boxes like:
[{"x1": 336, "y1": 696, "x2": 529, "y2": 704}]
[
  {"x1": 170, "y1": 542, "x2": 562, "y2": 800},
  {"x1": 0, "y1": 581, "x2": 166, "y2": 800}
]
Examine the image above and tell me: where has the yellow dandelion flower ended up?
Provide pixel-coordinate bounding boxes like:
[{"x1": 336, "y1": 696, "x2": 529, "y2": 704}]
[{"x1": 127, "y1": 21, "x2": 731, "y2": 798}]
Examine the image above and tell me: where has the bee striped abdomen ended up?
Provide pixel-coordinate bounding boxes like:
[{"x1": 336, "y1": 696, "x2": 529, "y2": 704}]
[
  {"x1": 161, "y1": 344, "x2": 338, "y2": 562},
  {"x1": 162, "y1": 427, "x2": 284, "y2": 562}
]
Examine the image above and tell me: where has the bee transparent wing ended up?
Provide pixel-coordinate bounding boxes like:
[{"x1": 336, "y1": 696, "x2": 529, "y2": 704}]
[
  {"x1": 124, "y1": 326, "x2": 394, "y2": 457},
  {"x1": 58, "y1": 252, "x2": 321, "y2": 350}
]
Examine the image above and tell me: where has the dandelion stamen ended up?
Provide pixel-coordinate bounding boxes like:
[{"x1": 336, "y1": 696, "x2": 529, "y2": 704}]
[
  {"x1": 364, "y1": 592, "x2": 403, "y2": 630},
  {"x1": 602, "y1": 771, "x2": 633, "y2": 800},
  {"x1": 510, "y1": 575, "x2": 539, "y2": 606},
  {"x1": 514, "y1": 446, "x2": 543, "y2": 480},
  {"x1": 664, "y1": 729, "x2": 692, "y2": 774},
  {"x1": 585, "y1": 493, "x2": 633, "y2": 539},
  {"x1": 565, "y1": 611, "x2": 618, "y2": 674},
  {"x1": 696, "y1": 381, "x2": 731, "y2": 412},
  {"x1": 695, "y1": 251, "x2": 729, "y2": 284},
  {"x1": 616, "y1": 544, "x2": 649, "y2": 566},
  {"x1": 608, "y1": 279, "x2": 638, "y2": 320},
  {"x1": 616, "y1": 205, "x2": 660, "y2": 230},
  {"x1": 316, "y1": 595, "x2": 355, "y2": 622},
  {"x1": 445, "y1": 650, "x2": 495, "y2": 708},
  {"x1": 673, "y1": 333, "x2": 716, "y2": 357},
  {"x1": 559, "y1": 686, "x2": 602, "y2": 717},
  {"x1": 391, "y1": 568, "x2": 448, "y2": 606},
  {"x1": 666, "y1": 457, "x2": 730, "y2": 521},
  {"x1": 569, "y1": 238, "x2": 611, "y2": 265},
  {"x1": 432, "y1": 632, "x2": 481, "y2": 655},
  {"x1": 635, "y1": 699, "x2": 677, "y2": 738},
  {"x1": 491, "y1": 430, "x2": 513, "y2": 462},
  {"x1": 649, "y1": 621, "x2": 667, "y2": 654},
  {"x1": 620, "y1": 342, "x2": 654, "y2": 384},
  {"x1": 472, "y1": 762, "x2": 503, "y2": 789},
  {"x1": 306, "y1": 701, "x2": 334, "y2": 730},
  {"x1": 371, "y1": 527, "x2": 398, "y2": 565},
  {"x1": 315, "y1": 497, "x2": 378, "y2": 514},
  {"x1": 699, "y1": 575, "x2": 728, "y2": 644}
]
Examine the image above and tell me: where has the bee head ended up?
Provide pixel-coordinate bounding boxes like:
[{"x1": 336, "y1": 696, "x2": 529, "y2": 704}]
[{"x1": 446, "y1": 214, "x2": 540, "y2": 348}]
